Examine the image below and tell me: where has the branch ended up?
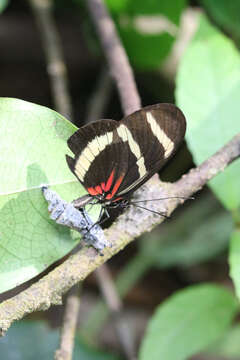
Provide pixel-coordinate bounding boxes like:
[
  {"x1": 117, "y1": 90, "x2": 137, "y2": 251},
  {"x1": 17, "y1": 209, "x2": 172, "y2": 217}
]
[
  {"x1": 86, "y1": 0, "x2": 141, "y2": 115},
  {"x1": 55, "y1": 286, "x2": 81, "y2": 360},
  {"x1": 29, "y1": 0, "x2": 73, "y2": 120},
  {"x1": 0, "y1": 133, "x2": 239, "y2": 335},
  {"x1": 172, "y1": 133, "x2": 240, "y2": 196}
]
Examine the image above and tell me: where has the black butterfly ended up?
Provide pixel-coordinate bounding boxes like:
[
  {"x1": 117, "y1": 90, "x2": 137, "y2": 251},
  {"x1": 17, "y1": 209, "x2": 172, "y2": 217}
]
[{"x1": 66, "y1": 103, "x2": 186, "y2": 218}]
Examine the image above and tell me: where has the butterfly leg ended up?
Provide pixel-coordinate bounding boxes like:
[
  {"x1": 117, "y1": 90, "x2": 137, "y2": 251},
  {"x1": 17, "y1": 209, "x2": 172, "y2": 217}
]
[
  {"x1": 98, "y1": 206, "x2": 110, "y2": 226},
  {"x1": 91, "y1": 206, "x2": 110, "y2": 229},
  {"x1": 84, "y1": 206, "x2": 110, "y2": 235}
]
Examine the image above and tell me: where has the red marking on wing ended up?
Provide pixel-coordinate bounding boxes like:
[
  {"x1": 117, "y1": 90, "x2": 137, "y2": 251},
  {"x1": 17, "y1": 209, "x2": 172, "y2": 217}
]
[
  {"x1": 95, "y1": 185, "x2": 102, "y2": 194},
  {"x1": 106, "y1": 176, "x2": 124, "y2": 200},
  {"x1": 112, "y1": 197, "x2": 123, "y2": 202},
  {"x1": 105, "y1": 170, "x2": 115, "y2": 192},
  {"x1": 88, "y1": 187, "x2": 98, "y2": 196},
  {"x1": 101, "y1": 182, "x2": 106, "y2": 192}
]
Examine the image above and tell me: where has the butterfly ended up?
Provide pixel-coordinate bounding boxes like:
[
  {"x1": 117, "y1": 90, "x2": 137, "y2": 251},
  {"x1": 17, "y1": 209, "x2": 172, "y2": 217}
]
[{"x1": 66, "y1": 103, "x2": 186, "y2": 220}]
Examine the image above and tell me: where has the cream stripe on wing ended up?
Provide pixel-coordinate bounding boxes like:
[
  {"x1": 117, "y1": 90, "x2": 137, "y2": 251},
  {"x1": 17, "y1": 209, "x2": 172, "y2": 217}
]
[
  {"x1": 75, "y1": 131, "x2": 113, "y2": 181},
  {"x1": 83, "y1": 147, "x2": 95, "y2": 162},
  {"x1": 136, "y1": 156, "x2": 146, "y2": 179},
  {"x1": 118, "y1": 172, "x2": 148, "y2": 196},
  {"x1": 117, "y1": 124, "x2": 146, "y2": 178},
  {"x1": 75, "y1": 162, "x2": 86, "y2": 180},
  {"x1": 146, "y1": 112, "x2": 174, "y2": 158}
]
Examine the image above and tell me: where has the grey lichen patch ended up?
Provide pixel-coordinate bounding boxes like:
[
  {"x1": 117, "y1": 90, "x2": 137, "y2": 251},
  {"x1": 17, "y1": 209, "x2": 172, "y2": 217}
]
[{"x1": 42, "y1": 186, "x2": 108, "y2": 252}]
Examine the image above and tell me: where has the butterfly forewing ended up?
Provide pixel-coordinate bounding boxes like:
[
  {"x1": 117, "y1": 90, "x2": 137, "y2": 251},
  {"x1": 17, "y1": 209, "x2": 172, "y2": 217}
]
[
  {"x1": 115, "y1": 104, "x2": 186, "y2": 196},
  {"x1": 66, "y1": 103, "x2": 186, "y2": 201}
]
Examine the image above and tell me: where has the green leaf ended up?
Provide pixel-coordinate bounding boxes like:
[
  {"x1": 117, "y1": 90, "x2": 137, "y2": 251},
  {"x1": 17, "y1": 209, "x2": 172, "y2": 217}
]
[
  {"x1": 0, "y1": 320, "x2": 120, "y2": 360},
  {"x1": 176, "y1": 15, "x2": 240, "y2": 210},
  {"x1": 123, "y1": 0, "x2": 186, "y2": 23},
  {"x1": 104, "y1": 0, "x2": 130, "y2": 13},
  {"x1": 199, "y1": 0, "x2": 240, "y2": 40},
  {"x1": 110, "y1": 0, "x2": 186, "y2": 70},
  {"x1": 83, "y1": 0, "x2": 186, "y2": 69},
  {"x1": 0, "y1": 0, "x2": 9, "y2": 13},
  {"x1": 139, "y1": 284, "x2": 238, "y2": 360},
  {"x1": 154, "y1": 211, "x2": 232, "y2": 268},
  {"x1": 105, "y1": 0, "x2": 185, "y2": 21},
  {"x1": 140, "y1": 194, "x2": 232, "y2": 268},
  {"x1": 207, "y1": 324, "x2": 240, "y2": 359},
  {"x1": 0, "y1": 98, "x2": 100, "y2": 293},
  {"x1": 119, "y1": 28, "x2": 174, "y2": 69},
  {"x1": 229, "y1": 229, "x2": 240, "y2": 299}
]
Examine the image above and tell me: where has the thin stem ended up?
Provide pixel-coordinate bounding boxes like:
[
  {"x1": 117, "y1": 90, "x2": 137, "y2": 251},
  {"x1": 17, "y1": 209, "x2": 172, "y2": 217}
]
[
  {"x1": 29, "y1": 3, "x2": 78, "y2": 359},
  {"x1": 55, "y1": 286, "x2": 81, "y2": 360},
  {"x1": 29, "y1": 0, "x2": 73, "y2": 120},
  {"x1": 86, "y1": 0, "x2": 141, "y2": 116},
  {"x1": 95, "y1": 265, "x2": 137, "y2": 360},
  {"x1": 81, "y1": 254, "x2": 152, "y2": 340}
]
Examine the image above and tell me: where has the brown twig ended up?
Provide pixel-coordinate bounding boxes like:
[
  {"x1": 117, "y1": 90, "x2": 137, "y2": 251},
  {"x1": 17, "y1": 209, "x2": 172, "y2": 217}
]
[
  {"x1": 0, "y1": 133, "x2": 240, "y2": 335},
  {"x1": 29, "y1": 0, "x2": 73, "y2": 120},
  {"x1": 30, "y1": 1, "x2": 80, "y2": 358},
  {"x1": 55, "y1": 286, "x2": 81, "y2": 360},
  {"x1": 172, "y1": 133, "x2": 240, "y2": 197},
  {"x1": 86, "y1": 0, "x2": 141, "y2": 116},
  {"x1": 95, "y1": 265, "x2": 137, "y2": 360}
]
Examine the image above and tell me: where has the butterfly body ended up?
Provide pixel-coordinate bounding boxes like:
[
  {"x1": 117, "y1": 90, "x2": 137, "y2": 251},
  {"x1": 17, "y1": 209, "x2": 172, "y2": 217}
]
[{"x1": 66, "y1": 103, "x2": 186, "y2": 211}]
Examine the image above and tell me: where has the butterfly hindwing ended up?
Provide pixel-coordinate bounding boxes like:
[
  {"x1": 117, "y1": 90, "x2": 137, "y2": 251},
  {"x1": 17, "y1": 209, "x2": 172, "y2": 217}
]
[{"x1": 116, "y1": 103, "x2": 186, "y2": 196}]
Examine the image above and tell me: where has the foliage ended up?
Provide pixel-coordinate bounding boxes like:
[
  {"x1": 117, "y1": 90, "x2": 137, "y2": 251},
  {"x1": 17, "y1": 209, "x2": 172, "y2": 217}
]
[
  {"x1": 207, "y1": 324, "x2": 240, "y2": 359},
  {"x1": 139, "y1": 284, "x2": 238, "y2": 360},
  {"x1": 112, "y1": 0, "x2": 186, "y2": 69},
  {"x1": 0, "y1": 98, "x2": 100, "y2": 293},
  {"x1": 140, "y1": 194, "x2": 232, "y2": 268},
  {"x1": 199, "y1": 0, "x2": 240, "y2": 40},
  {"x1": 176, "y1": 15, "x2": 240, "y2": 211},
  {"x1": 74, "y1": 0, "x2": 186, "y2": 69},
  {"x1": 176, "y1": 14, "x2": 240, "y2": 316},
  {"x1": 0, "y1": 0, "x2": 9, "y2": 13},
  {"x1": 229, "y1": 230, "x2": 240, "y2": 299}
]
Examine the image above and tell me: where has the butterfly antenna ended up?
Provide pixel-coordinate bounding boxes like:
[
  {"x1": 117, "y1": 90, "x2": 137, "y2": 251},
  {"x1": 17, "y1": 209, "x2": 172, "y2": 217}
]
[
  {"x1": 131, "y1": 196, "x2": 194, "y2": 204},
  {"x1": 129, "y1": 203, "x2": 170, "y2": 218}
]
